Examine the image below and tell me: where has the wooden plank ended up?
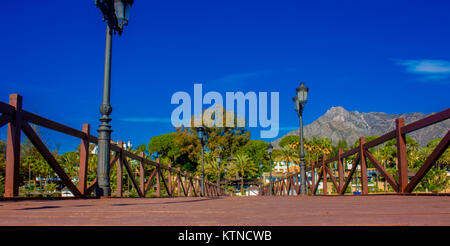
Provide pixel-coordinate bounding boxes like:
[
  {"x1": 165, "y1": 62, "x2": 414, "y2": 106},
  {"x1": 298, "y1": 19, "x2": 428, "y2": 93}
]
[
  {"x1": 340, "y1": 147, "x2": 360, "y2": 159},
  {"x1": 144, "y1": 168, "x2": 158, "y2": 193},
  {"x1": 156, "y1": 166, "x2": 161, "y2": 197},
  {"x1": 396, "y1": 119, "x2": 408, "y2": 193},
  {"x1": 405, "y1": 130, "x2": 450, "y2": 193},
  {"x1": 311, "y1": 162, "x2": 315, "y2": 194},
  {"x1": 402, "y1": 108, "x2": 450, "y2": 134},
  {"x1": 179, "y1": 172, "x2": 188, "y2": 197},
  {"x1": 158, "y1": 168, "x2": 171, "y2": 197},
  {"x1": 190, "y1": 177, "x2": 198, "y2": 197},
  {"x1": 4, "y1": 94, "x2": 22, "y2": 197},
  {"x1": 22, "y1": 111, "x2": 86, "y2": 139},
  {"x1": 364, "y1": 131, "x2": 396, "y2": 149},
  {"x1": 78, "y1": 124, "x2": 90, "y2": 195},
  {"x1": 338, "y1": 149, "x2": 344, "y2": 192},
  {"x1": 325, "y1": 165, "x2": 339, "y2": 192},
  {"x1": 365, "y1": 150, "x2": 399, "y2": 192},
  {"x1": 139, "y1": 152, "x2": 145, "y2": 196},
  {"x1": 360, "y1": 137, "x2": 368, "y2": 195},
  {"x1": 0, "y1": 114, "x2": 12, "y2": 128},
  {"x1": 339, "y1": 152, "x2": 360, "y2": 195},
  {"x1": 0, "y1": 100, "x2": 15, "y2": 115},
  {"x1": 22, "y1": 122, "x2": 82, "y2": 197},
  {"x1": 122, "y1": 157, "x2": 144, "y2": 197},
  {"x1": 312, "y1": 167, "x2": 323, "y2": 195}
]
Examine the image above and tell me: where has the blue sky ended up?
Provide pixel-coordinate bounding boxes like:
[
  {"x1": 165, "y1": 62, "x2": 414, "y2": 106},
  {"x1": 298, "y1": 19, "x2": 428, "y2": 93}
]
[{"x1": 1, "y1": 0, "x2": 449, "y2": 153}]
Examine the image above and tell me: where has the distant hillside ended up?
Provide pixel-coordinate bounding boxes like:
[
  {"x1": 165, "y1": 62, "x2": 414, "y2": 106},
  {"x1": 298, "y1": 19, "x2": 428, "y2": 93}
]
[{"x1": 272, "y1": 106, "x2": 450, "y2": 148}]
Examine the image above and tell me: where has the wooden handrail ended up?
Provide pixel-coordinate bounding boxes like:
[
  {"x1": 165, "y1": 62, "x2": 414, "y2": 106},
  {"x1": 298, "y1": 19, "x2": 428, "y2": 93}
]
[
  {"x1": 1, "y1": 94, "x2": 220, "y2": 198},
  {"x1": 262, "y1": 107, "x2": 450, "y2": 196}
]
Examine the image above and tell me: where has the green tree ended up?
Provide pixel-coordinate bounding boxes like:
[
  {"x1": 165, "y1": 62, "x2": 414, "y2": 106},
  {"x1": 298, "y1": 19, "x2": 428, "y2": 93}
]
[
  {"x1": 173, "y1": 107, "x2": 250, "y2": 172},
  {"x1": 231, "y1": 153, "x2": 257, "y2": 194},
  {"x1": 239, "y1": 140, "x2": 269, "y2": 176},
  {"x1": 279, "y1": 135, "x2": 300, "y2": 149},
  {"x1": 59, "y1": 151, "x2": 79, "y2": 181},
  {"x1": 148, "y1": 133, "x2": 180, "y2": 164},
  {"x1": 275, "y1": 146, "x2": 299, "y2": 174}
]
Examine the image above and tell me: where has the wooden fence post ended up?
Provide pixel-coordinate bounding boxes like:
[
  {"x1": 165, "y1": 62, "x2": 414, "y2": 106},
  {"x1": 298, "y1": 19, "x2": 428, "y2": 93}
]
[
  {"x1": 156, "y1": 158, "x2": 161, "y2": 197},
  {"x1": 396, "y1": 118, "x2": 408, "y2": 193},
  {"x1": 116, "y1": 141, "x2": 123, "y2": 197},
  {"x1": 177, "y1": 168, "x2": 182, "y2": 197},
  {"x1": 139, "y1": 152, "x2": 145, "y2": 197},
  {"x1": 78, "y1": 123, "x2": 90, "y2": 195},
  {"x1": 338, "y1": 149, "x2": 344, "y2": 194},
  {"x1": 360, "y1": 137, "x2": 368, "y2": 195},
  {"x1": 4, "y1": 94, "x2": 23, "y2": 198},
  {"x1": 311, "y1": 161, "x2": 315, "y2": 195},
  {"x1": 322, "y1": 156, "x2": 327, "y2": 195},
  {"x1": 168, "y1": 163, "x2": 172, "y2": 193}
]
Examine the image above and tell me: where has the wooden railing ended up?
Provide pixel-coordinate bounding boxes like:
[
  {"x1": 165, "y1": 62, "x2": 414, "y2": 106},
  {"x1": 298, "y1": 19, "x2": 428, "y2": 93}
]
[
  {"x1": 262, "y1": 108, "x2": 450, "y2": 196},
  {"x1": 0, "y1": 94, "x2": 224, "y2": 198}
]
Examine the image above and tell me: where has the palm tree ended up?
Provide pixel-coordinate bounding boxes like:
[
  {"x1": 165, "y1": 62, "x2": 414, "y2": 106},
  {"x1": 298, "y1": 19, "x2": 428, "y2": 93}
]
[
  {"x1": 197, "y1": 151, "x2": 220, "y2": 182},
  {"x1": 232, "y1": 153, "x2": 257, "y2": 194},
  {"x1": 275, "y1": 145, "x2": 299, "y2": 175}
]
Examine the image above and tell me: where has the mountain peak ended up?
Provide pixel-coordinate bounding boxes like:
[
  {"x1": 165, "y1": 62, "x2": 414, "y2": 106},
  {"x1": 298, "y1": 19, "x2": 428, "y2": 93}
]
[
  {"x1": 324, "y1": 106, "x2": 351, "y2": 122},
  {"x1": 272, "y1": 108, "x2": 449, "y2": 148}
]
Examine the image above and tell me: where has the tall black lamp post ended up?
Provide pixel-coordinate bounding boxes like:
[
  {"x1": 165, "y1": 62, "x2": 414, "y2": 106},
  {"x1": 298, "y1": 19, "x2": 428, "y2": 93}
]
[
  {"x1": 197, "y1": 127, "x2": 207, "y2": 196},
  {"x1": 293, "y1": 82, "x2": 309, "y2": 195},
  {"x1": 267, "y1": 143, "x2": 273, "y2": 196},
  {"x1": 95, "y1": 0, "x2": 134, "y2": 197}
]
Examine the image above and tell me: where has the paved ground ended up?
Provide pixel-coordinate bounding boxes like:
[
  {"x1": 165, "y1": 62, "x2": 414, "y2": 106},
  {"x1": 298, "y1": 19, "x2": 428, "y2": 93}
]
[{"x1": 0, "y1": 195, "x2": 449, "y2": 226}]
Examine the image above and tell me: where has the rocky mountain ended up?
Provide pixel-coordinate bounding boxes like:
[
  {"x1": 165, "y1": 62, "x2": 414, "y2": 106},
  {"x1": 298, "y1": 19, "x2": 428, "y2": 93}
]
[{"x1": 272, "y1": 106, "x2": 450, "y2": 148}]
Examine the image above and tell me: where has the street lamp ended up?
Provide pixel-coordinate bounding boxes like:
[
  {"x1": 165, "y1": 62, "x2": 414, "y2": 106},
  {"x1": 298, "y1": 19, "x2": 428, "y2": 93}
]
[
  {"x1": 293, "y1": 82, "x2": 309, "y2": 195},
  {"x1": 259, "y1": 162, "x2": 263, "y2": 195},
  {"x1": 197, "y1": 126, "x2": 207, "y2": 196},
  {"x1": 217, "y1": 153, "x2": 221, "y2": 196},
  {"x1": 267, "y1": 143, "x2": 273, "y2": 196},
  {"x1": 94, "y1": 0, "x2": 134, "y2": 197}
]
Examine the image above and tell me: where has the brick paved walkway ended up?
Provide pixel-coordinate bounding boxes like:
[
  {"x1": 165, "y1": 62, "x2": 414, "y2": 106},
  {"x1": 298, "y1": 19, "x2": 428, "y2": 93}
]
[{"x1": 0, "y1": 195, "x2": 449, "y2": 226}]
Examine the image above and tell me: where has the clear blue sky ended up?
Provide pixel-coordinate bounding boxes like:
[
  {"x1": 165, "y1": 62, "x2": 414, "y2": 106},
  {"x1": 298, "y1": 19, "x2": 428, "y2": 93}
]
[{"x1": 1, "y1": 0, "x2": 449, "y2": 153}]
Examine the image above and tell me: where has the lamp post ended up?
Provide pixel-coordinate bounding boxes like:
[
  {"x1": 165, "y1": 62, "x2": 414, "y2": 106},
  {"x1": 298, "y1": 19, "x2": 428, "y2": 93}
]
[
  {"x1": 259, "y1": 162, "x2": 263, "y2": 196},
  {"x1": 197, "y1": 127, "x2": 207, "y2": 196},
  {"x1": 267, "y1": 143, "x2": 273, "y2": 196},
  {"x1": 293, "y1": 82, "x2": 309, "y2": 195},
  {"x1": 217, "y1": 153, "x2": 221, "y2": 196},
  {"x1": 94, "y1": 0, "x2": 134, "y2": 197}
]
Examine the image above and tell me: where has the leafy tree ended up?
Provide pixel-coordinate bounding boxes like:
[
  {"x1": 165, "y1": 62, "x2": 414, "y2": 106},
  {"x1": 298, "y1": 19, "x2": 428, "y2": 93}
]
[
  {"x1": 148, "y1": 133, "x2": 180, "y2": 164},
  {"x1": 135, "y1": 143, "x2": 148, "y2": 156},
  {"x1": 21, "y1": 126, "x2": 52, "y2": 190},
  {"x1": 173, "y1": 107, "x2": 250, "y2": 171},
  {"x1": 59, "y1": 151, "x2": 79, "y2": 181},
  {"x1": 239, "y1": 140, "x2": 269, "y2": 175},
  {"x1": 424, "y1": 138, "x2": 450, "y2": 167},
  {"x1": 279, "y1": 135, "x2": 300, "y2": 149}
]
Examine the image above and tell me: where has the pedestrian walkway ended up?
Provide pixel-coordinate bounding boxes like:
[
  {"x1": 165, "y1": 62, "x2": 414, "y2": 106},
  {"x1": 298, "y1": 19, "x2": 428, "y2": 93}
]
[{"x1": 0, "y1": 196, "x2": 449, "y2": 226}]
